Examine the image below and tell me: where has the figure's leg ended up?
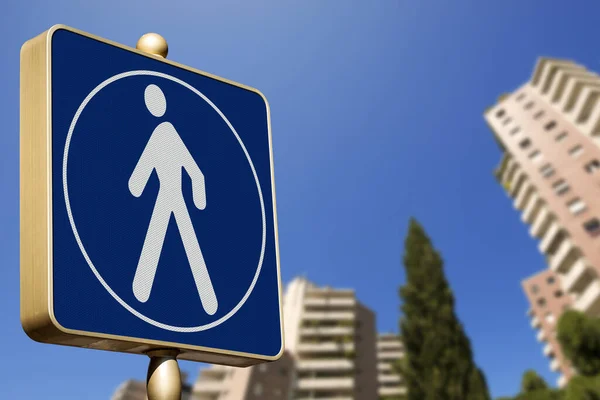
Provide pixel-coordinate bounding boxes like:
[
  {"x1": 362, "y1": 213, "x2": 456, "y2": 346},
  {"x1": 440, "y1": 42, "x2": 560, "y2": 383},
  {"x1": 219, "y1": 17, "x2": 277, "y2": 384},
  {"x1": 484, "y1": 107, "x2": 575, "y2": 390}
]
[
  {"x1": 174, "y1": 204, "x2": 218, "y2": 315},
  {"x1": 132, "y1": 198, "x2": 172, "y2": 303}
]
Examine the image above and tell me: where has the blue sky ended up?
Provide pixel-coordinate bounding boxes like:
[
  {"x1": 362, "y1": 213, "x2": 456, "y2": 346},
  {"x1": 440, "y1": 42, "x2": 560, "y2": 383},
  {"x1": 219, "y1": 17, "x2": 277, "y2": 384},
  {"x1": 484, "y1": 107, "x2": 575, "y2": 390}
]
[{"x1": 2, "y1": 1, "x2": 599, "y2": 398}]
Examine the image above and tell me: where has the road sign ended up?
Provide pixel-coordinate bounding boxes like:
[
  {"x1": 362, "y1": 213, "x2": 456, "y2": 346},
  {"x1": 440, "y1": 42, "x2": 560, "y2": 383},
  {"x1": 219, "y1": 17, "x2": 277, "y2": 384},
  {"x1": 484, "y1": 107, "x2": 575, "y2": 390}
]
[{"x1": 20, "y1": 25, "x2": 283, "y2": 366}]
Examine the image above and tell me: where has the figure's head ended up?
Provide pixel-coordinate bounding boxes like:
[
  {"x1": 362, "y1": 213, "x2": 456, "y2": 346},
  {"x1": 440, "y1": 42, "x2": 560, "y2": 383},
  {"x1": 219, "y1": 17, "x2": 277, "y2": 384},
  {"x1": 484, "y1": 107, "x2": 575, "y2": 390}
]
[{"x1": 144, "y1": 84, "x2": 166, "y2": 117}]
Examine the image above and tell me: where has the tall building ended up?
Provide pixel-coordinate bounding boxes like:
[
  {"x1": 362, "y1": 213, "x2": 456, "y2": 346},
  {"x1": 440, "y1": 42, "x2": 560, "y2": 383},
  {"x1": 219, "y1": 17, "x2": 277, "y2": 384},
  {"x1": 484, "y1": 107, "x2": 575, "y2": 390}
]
[
  {"x1": 485, "y1": 57, "x2": 600, "y2": 385},
  {"x1": 376, "y1": 333, "x2": 406, "y2": 398},
  {"x1": 522, "y1": 270, "x2": 574, "y2": 387},
  {"x1": 193, "y1": 277, "x2": 380, "y2": 400}
]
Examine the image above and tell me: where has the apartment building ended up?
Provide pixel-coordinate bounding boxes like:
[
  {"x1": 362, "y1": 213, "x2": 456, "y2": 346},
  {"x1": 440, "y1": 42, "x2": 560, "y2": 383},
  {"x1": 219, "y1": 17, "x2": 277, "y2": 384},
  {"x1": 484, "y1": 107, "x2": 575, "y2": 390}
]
[
  {"x1": 485, "y1": 57, "x2": 600, "y2": 386},
  {"x1": 193, "y1": 277, "x2": 379, "y2": 399},
  {"x1": 522, "y1": 270, "x2": 575, "y2": 387},
  {"x1": 376, "y1": 333, "x2": 406, "y2": 398}
]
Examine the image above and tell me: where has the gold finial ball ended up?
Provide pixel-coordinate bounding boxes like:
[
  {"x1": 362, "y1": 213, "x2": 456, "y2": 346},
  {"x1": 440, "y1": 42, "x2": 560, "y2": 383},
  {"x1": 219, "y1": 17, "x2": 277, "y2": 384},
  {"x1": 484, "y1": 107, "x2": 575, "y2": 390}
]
[{"x1": 136, "y1": 33, "x2": 168, "y2": 58}]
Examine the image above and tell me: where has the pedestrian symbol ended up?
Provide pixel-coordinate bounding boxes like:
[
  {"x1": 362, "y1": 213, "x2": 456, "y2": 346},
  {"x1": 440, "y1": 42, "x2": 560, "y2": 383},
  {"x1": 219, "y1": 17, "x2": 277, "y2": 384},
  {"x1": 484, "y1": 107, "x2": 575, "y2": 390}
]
[{"x1": 129, "y1": 84, "x2": 217, "y2": 315}]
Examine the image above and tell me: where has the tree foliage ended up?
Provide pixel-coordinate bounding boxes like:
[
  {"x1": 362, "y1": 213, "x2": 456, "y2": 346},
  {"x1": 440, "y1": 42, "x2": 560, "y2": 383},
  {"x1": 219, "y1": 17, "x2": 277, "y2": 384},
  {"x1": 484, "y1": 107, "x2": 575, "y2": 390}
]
[
  {"x1": 398, "y1": 218, "x2": 491, "y2": 400},
  {"x1": 521, "y1": 370, "x2": 549, "y2": 393},
  {"x1": 557, "y1": 310, "x2": 600, "y2": 377}
]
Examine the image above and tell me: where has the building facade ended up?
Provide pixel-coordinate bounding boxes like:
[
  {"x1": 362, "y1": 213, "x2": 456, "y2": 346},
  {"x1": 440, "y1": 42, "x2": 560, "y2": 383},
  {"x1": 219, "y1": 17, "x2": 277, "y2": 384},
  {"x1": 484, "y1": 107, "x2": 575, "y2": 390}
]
[
  {"x1": 485, "y1": 57, "x2": 600, "y2": 386},
  {"x1": 376, "y1": 333, "x2": 406, "y2": 398},
  {"x1": 192, "y1": 277, "x2": 381, "y2": 400},
  {"x1": 522, "y1": 270, "x2": 574, "y2": 387}
]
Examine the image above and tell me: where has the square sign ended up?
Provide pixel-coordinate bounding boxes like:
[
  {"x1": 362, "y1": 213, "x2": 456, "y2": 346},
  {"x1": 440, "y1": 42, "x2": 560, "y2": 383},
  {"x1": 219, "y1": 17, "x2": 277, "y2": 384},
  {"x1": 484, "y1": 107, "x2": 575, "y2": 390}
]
[{"x1": 20, "y1": 25, "x2": 283, "y2": 366}]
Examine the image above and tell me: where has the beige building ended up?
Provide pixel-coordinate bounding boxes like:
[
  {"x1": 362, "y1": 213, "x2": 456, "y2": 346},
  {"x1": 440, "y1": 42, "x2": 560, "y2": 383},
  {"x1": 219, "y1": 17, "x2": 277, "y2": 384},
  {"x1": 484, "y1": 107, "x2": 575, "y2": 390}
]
[
  {"x1": 485, "y1": 57, "x2": 600, "y2": 386},
  {"x1": 376, "y1": 333, "x2": 406, "y2": 398},
  {"x1": 193, "y1": 277, "x2": 380, "y2": 399},
  {"x1": 522, "y1": 270, "x2": 574, "y2": 387}
]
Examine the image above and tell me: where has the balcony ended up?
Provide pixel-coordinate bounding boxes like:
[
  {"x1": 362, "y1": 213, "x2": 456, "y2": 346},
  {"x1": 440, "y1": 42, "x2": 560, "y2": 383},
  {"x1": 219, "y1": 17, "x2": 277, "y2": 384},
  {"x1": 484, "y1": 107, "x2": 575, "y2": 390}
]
[
  {"x1": 379, "y1": 387, "x2": 408, "y2": 397},
  {"x1": 510, "y1": 171, "x2": 526, "y2": 198},
  {"x1": 544, "y1": 343, "x2": 554, "y2": 357},
  {"x1": 549, "y1": 239, "x2": 576, "y2": 273},
  {"x1": 303, "y1": 311, "x2": 355, "y2": 321},
  {"x1": 562, "y1": 259, "x2": 593, "y2": 293},
  {"x1": 379, "y1": 375, "x2": 402, "y2": 384},
  {"x1": 522, "y1": 195, "x2": 541, "y2": 224},
  {"x1": 574, "y1": 279, "x2": 600, "y2": 315},
  {"x1": 306, "y1": 287, "x2": 354, "y2": 297},
  {"x1": 378, "y1": 351, "x2": 405, "y2": 361},
  {"x1": 537, "y1": 330, "x2": 546, "y2": 342},
  {"x1": 530, "y1": 208, "x2": 551, "y2": 238},
  {"x1": 297, "y1": 342, "x2": 354, "y2": 354},
  {"x1": 550, "y1": 359, "x2": 561, "y2": 372},
  {"x1": 296, "y1": 377, "x2": 354, "y2": 391},
  {"x1": 531, "y1": 317, "x2": 541, "y2": 329},
  {"x1": 527, "y1": 308, "x2": 534, "y2": 317},
  {"x1": 377, "y1": 341, "x2": 403, "y2": 351},
  {"x1": 301, "y1": 326, "x2": 354, "y2": 337},
  {"x1": 515, "y1": 184, "x2": 534, "y2": 210},
  {"x1": 558, "y1": 375, "x2": 568, "y2": 388},
  {"x1": 296, "y1": 359, "x2": 354, "y2": 371},
  {"x1": 538, "y1": 222, "x2": 560, "y2": 254},
  {"x1": 304, "y1": 298, "x2": 356, "y2": 308},
  {"x1": 378, "y1": 362, "x2": 393, "y2": 371}
]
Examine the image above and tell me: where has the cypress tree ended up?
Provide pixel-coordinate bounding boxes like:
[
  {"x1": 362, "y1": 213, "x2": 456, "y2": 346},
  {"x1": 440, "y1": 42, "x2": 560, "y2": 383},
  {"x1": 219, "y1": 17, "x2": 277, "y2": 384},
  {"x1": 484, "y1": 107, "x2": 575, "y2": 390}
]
[{"x1": 397, "y1": 218, "x2": 490, "y2": 400}]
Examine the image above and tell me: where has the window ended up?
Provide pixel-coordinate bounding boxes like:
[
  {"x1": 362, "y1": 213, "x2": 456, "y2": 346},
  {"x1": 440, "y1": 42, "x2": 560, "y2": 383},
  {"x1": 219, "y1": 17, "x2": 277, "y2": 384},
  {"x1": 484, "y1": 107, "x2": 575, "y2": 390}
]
[
  {"x1": 540, "y1": 163, "x2": 555, "y2": 178},
  {"x1": 502, "y1": 117, "x2": 512, "y2": 126},
  {"x1": 585, "y1": 159, "x2": 600, "y2": 174},
  {"x1": 545, "y1": 312, "x2": 556, "y2": 324},
  {"x1": 545, "y1": 121, "x2": 557, "y2": 131},
  {"x1": 533, "y1": 110, "x2": 545, "y2": 119},
  {"x1": 537, "y1": 298, "x2": 546, "y2": 307},
  {"x1": 510, "y1": 127, "x2": 521, "y2": 136},
  {"x1": 555, "y1": 290, "x2": 563, "y2": 298},
  {"x1": 531, "y1": 284, "x2": 539, "y2": 294},
  {"x1": 556, "y1": 131, "x2": 568, "y2": 141},
  {"x1": 516, "y1": 93, "x2": 526, "y2": 101},
  {"x1": 496, "y1": 109, "x2": 506, "y2": 118},
  {"x1": 567, "y1": 198, "x2": 587, "y2": 215},
  {"x1": 583, "y1": 218, "x2": 600, "y2": 237},
  {"x1": 547, "y1": 276, "x2": 555, "y2": 285},
  {"x1": 519, "y1": 138, "x2": 532, "y2": 149},
  {"x1": 529, "y1": 150, "x2": 543, "y2": 163},
  {"x1": 553, "y1": 179, "x2": 570, "y2": 196},
  {"x1": 525, "y1": 101, "x2": 535, "y2": 110},
  {"x1": 569, "y1": 144, "x2": 584, "y2": 158}
]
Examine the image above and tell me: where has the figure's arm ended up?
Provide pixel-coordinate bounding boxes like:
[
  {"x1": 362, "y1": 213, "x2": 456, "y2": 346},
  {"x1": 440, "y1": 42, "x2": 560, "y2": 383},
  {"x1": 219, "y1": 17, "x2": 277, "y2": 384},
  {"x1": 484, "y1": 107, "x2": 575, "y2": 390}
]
[
  {"x1": 128, "y1": 145, "x2": 155, "y2": 197},
  {"x1": 182, "y1": 150, "x2": 206, "y2": 210}
]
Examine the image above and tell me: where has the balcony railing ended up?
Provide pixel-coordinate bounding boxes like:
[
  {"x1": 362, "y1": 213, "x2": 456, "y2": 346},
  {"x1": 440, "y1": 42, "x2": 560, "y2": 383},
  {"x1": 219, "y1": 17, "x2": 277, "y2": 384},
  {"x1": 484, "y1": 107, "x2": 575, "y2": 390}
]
[
  {"x1": 303, "y1": 311, "x2": 355, "y2": 321},
  {"x1": 575, "y1": 279, "x2": 600, "y2": 315},
  {"x1": 296, "y1": 359, "x2": 354, "y2": 371},
  {"x1": 561, "y1": 259, "x2": 591, "y2": 293},
  {"x1": 531, "y1": 317, "x2": 541, "y2": 329},
  {"x1": 530, "y1": 208, "x2": 551, "y2": 238},
  {"x1": 296, "y1": 377, "x2": 354, "y2": 391}
]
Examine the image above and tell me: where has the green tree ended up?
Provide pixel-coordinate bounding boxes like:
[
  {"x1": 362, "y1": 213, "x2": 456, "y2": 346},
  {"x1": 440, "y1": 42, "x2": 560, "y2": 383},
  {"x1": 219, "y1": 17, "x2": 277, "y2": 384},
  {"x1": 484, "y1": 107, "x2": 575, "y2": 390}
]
[
  {"x1": 557, "y1": 310, "x2": 600, "y2": 377},
  {"x1": 521, "y1": 370, "x2": 549, "y2": 393},
  {"x1": 397, "y1": 218, "x2": 491, "y2": 400},
  {"x1": 564, "y1": 375, "x2": 600, "y2": 400}
]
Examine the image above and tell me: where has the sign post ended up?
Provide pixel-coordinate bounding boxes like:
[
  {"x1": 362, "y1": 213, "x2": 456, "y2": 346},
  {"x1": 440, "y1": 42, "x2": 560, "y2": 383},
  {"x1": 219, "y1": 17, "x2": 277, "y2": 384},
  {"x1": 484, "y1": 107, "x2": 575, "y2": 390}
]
[{"x1": 20, "y1": 25, "x2": 283, "y2": 400}]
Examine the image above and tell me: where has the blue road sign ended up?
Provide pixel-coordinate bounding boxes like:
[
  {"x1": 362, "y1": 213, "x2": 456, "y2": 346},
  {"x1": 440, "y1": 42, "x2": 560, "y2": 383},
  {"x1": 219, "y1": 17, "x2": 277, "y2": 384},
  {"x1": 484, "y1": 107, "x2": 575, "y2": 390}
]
[{"x1": 20, "y1": 26, "x2": 283, "y2": 364}]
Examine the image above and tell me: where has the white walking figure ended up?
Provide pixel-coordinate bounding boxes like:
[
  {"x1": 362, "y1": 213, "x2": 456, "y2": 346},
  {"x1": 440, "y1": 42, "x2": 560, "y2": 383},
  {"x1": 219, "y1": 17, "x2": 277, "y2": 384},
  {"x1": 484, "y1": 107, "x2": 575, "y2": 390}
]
[{"x1": 128, "y1": 84, "x2": 218, "y2": 316}]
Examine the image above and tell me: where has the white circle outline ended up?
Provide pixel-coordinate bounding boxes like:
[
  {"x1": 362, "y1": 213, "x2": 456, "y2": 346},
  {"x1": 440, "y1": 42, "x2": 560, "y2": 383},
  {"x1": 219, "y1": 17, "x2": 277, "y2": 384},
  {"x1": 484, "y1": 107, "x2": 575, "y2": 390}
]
[{"x1": 62, "y1": 70, "x2": 267, "y2": 332}]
